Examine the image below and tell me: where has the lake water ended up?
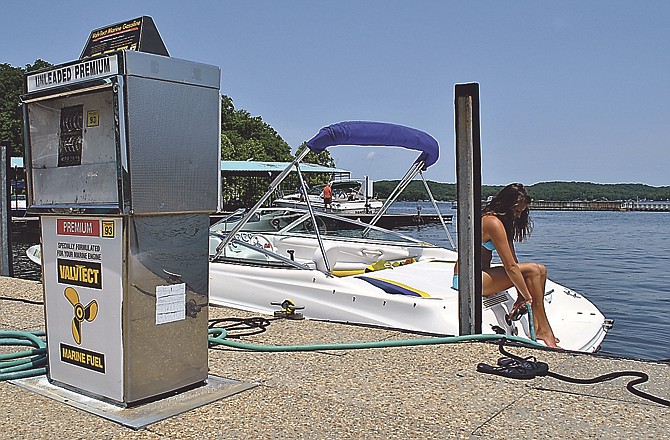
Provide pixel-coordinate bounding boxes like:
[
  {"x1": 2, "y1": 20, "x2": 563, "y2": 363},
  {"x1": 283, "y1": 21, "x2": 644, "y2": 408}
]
[
  {"x1": 389, "y1": 201, "x2": 670, "y2": 362},
  {"x1": 10, "y1": 205, "x2": 670, "y2": 361}
]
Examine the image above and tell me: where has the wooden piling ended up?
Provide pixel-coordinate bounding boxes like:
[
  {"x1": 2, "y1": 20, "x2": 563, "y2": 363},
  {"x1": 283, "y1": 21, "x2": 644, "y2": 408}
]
[{"x1": 455, "y1": 83, "x2": 482, "y2": 335}]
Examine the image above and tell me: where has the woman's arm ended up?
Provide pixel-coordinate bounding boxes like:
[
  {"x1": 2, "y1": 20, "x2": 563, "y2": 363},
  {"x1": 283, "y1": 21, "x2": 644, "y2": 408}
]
[{"x1": 483, "y1": 216, "x2": 532, "y2": 303}]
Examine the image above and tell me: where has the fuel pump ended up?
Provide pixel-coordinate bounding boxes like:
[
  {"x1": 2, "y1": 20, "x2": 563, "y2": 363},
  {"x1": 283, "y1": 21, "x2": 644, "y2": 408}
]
[{"x1": 21, "y1": 17, "x2": 220, "y2": 406}]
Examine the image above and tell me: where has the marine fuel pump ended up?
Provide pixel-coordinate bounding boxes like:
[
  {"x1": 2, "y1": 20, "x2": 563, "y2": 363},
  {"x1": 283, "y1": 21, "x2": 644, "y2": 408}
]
[{"x1": 21, "y1": 17, "x2": 220, "y2": 406}]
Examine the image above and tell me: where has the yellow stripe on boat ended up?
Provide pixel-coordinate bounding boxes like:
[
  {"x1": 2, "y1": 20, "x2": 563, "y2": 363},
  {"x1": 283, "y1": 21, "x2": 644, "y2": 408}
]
[{"x1": 332, "y1": 268, "x2": 365, "y2": 277}]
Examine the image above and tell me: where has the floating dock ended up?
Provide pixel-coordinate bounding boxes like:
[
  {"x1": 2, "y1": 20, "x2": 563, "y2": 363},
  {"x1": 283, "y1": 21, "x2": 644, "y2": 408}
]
[
  {"x1": 531, "y1": 200, "x2": 670, "y2": 212},
  {"x1": 1, "y1": 276, "x2": 668, "y2": 437}
]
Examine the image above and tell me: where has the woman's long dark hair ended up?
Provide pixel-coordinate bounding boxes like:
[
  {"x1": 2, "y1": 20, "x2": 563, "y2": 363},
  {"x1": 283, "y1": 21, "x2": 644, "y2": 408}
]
[{"x1": 483, "y1": 183, "x2": 533, "y2": 242}]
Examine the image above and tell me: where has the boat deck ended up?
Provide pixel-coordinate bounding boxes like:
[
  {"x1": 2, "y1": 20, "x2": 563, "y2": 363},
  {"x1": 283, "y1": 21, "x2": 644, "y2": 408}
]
[{"x1": 1, "y1": 276, "x2": 668, "y2": 438}]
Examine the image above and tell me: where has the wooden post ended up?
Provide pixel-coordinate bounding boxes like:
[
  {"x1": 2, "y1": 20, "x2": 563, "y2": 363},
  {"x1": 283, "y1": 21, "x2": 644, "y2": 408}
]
[
  {"x1": 1, "y1": 141, "x2": 13, "y2": 277},
  {"x1": 454, "y1": 84, "x2": 482, "y2": 335}
]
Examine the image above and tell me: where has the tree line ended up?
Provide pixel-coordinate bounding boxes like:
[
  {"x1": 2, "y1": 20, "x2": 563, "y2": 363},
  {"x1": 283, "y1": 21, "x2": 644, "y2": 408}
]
[{"x1": 373, "y1": 180, "x2": 670, "y2": 202}]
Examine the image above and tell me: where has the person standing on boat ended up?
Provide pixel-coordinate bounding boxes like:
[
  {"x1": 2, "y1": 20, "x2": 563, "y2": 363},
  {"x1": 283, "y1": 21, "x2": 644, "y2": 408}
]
[
  {"x1": 322, "y1": 181, "x2": 333, "y2": 211},
  {"x1": 480, "y1": 183, "x2": 560, "y2": 348}
]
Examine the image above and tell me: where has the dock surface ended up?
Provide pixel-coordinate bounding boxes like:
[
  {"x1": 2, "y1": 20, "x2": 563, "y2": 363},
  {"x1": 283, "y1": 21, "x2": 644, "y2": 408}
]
[{"x1": 1, "y1": 276, "x2": 668, "y2": 439}]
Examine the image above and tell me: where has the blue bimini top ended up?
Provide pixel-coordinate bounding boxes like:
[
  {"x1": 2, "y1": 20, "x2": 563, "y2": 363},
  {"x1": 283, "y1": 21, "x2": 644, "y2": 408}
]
[
  {"x1": 482, "y1": 240, "x2": 496, "y2": 252},
  {"x1": 305, "y1": 121, "x2": 439, "y2": 170}
]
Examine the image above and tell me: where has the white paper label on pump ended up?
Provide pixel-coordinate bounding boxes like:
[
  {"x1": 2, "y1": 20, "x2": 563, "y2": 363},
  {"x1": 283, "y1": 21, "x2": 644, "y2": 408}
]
[{"x1": 155, "y1": 283, "x2": 186, "y2": 324}]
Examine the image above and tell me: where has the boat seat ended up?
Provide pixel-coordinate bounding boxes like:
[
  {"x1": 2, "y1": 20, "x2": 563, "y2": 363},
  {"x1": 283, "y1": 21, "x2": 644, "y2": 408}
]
[
  {"x1": 312, "y1": 244, "x2": 340, "y2": 273},
  {"x1": 294, "y1": 258, "x2": 317, "y2": 270}
]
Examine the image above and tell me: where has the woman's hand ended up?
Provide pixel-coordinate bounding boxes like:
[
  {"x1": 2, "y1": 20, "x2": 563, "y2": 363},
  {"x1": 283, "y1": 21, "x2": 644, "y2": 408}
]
[
  {"x1": 513, "y1": 295, "x2": 532, "y2": 314},
  {"x1": 507, "y1": 295, "x2": 532, "y2": 323}
]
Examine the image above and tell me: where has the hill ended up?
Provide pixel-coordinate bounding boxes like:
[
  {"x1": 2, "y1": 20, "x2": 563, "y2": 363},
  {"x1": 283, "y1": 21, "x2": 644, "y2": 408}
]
[{"x1": 373, "y1": 180, "x2": 670, "y2": 202}]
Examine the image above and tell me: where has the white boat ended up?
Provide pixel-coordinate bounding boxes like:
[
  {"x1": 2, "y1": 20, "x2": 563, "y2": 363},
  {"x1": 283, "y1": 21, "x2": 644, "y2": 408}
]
[
  {"x1": 273, "y1": 178, "x2": 384, "y2": 215},
  {"x1": 209, "y1": 121, "x2": 612, "y2": 352}
]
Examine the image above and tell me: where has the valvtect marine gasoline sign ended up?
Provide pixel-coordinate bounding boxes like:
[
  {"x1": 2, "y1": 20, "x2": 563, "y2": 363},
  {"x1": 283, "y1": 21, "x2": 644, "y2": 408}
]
[
  {"x1": 80, "y1": 16, "x2": 169, "y2": 59},
  {"x1": 42, "y1": 216, "x2": 124, "y2": 401}
]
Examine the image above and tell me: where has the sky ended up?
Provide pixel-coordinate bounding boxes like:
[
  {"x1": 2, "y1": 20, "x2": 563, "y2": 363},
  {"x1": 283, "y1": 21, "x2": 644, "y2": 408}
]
[{"x1": 2, "y1": 1, "x2": 669, "y2": 186}]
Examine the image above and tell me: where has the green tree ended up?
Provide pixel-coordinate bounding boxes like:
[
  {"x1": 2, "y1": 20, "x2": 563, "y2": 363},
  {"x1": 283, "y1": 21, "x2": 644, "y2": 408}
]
[
  {"x1": 293, "y1": 141, "x2": 336, "y2": 187},
  {"x1": 299, "y1": 142, "x2": 335, "y2": 168},
  {"x1": 0, "y1": 64, "x2": 27, "y2": 156},
  {"x1": 220, "y1": 94, "x2": 293, "y2": 162},
  {"x1": 0, "y1": 60, "x2": 51, "y2": 155},
  {"x1": 219, "y1": 95, "x2": 336, "y2": 207}
]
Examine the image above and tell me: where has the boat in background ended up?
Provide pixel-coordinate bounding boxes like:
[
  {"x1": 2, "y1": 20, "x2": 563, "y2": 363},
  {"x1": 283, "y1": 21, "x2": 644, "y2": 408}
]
[{"x1": 274, "y1": 178, "x2": 383, "y2": 215}]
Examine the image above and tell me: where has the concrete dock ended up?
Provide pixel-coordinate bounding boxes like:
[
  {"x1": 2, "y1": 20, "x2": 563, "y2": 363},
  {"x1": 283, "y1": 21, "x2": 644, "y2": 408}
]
[{"x1": 1, "y1": 276, "x2": 668, "y2": 439}]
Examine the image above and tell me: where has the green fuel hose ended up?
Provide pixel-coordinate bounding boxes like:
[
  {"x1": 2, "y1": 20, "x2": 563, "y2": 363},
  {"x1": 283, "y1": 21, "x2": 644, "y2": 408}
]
[
  {"x1": 208, "y1": 327, "x2": 543, "y2": 351},
  {"x1": 0, "y1": 327, "x2": 542, "y2": 381},
  {"x1": 0, "y1": 330, "x2": 47, "y2": 381}
]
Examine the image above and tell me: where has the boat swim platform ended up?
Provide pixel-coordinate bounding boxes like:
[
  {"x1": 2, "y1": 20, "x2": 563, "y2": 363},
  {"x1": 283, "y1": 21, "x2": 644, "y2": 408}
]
[{"x1": 1, "y1": 276, "x2": 668, "y2": 438}]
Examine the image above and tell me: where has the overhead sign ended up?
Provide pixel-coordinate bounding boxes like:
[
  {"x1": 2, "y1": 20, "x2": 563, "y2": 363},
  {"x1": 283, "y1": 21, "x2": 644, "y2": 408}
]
[
  {"x1": 25, "y1": 55, "x2": 118, "y2": 93},
  {"x1": 80, "y1": 16, "x2": 169, "y2": 59}
]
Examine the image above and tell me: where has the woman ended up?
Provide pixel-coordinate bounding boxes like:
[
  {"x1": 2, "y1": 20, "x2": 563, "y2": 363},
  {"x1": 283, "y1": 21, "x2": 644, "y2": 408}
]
[
  {"x1": 483, "y1": 183, "x2": 560, "y2": 347},
  {"x1": 456, "y1": 183, "x2": 560, "y2": 348}
]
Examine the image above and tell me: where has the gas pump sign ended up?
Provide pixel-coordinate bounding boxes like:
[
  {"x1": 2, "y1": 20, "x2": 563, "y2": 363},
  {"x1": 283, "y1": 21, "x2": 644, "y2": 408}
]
[
  {"x1": 25, "y1": 55, "x2": 118, "y2": 93},
  {"x1": 42, "y1": 216, "x2": 124, "y2": 401}
]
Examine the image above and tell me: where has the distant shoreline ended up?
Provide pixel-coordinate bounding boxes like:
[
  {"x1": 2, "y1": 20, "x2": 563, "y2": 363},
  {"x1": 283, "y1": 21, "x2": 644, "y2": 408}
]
[{"x1": 374, "y1": 180, "x2": 670, "y2": 203}]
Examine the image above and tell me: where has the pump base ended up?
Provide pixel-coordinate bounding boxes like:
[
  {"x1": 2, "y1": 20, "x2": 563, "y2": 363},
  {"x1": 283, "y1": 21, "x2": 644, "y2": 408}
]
[{"x1": 10, "y1": 374, "x2": 257, "y2": 429}]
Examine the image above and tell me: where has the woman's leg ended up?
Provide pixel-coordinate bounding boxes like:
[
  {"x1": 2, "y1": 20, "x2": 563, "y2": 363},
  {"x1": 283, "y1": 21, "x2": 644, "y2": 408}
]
[
  {"x1": 482, "y1": 264, "x2": 560, "y2": 348},
  {"x1": 517, "y1": 262, "x2": 560, "y2": 348},
  {"x1": 481, "y1": 266, "x2": 514, "y2": 295}
]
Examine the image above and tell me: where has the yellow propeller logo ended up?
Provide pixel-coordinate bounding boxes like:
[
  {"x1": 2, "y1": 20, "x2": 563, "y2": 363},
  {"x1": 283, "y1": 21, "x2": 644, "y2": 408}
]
[{"x1": 64, "y1": 287, "x2": 98, "y2": 345}]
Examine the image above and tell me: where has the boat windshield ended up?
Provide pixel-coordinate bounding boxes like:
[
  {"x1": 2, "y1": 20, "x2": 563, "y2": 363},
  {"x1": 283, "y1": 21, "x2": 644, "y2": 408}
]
[
  {"x1": 282, "y1": 211, "x2": 423, "y2": 245},
  {"x1": 210, "y1": 208, "x2": 426, "y2": 246},
  {"x1": 308, "y1": 181, "x2": 362, "y2": 197},
  {"x1": 210, "y1": 209, "x2": 305, "y2": 234},
  {"x1": 210, "y1": 235, "x2": 309, "y2": 269}
]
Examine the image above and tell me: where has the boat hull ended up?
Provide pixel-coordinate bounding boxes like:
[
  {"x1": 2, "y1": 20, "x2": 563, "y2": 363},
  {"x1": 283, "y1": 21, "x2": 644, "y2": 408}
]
[{"x1": 209, "y1": 255, "x2": 609, "y2": 352}]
